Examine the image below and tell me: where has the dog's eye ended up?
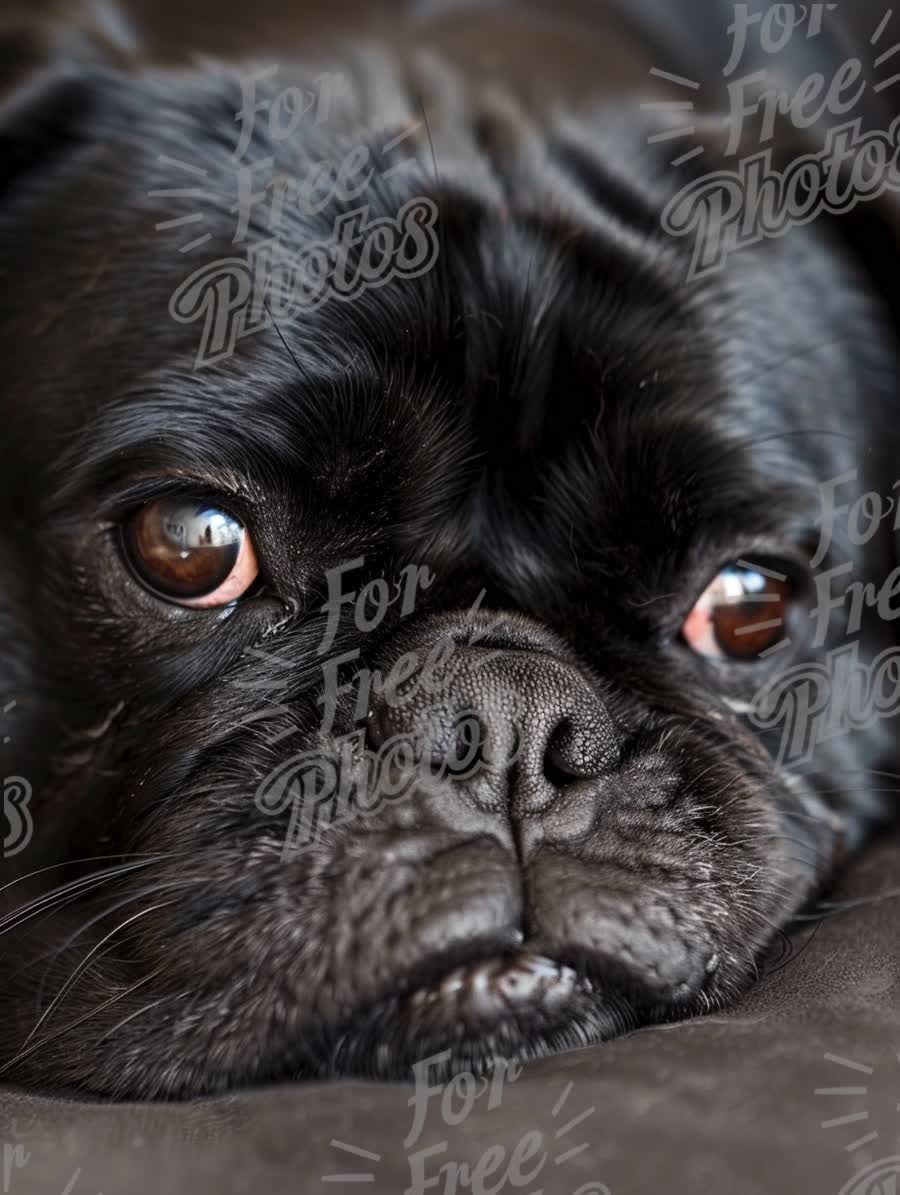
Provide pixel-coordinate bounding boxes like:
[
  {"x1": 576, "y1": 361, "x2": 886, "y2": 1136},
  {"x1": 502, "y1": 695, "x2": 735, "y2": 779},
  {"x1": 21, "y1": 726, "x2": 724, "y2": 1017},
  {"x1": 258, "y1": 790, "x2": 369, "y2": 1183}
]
[
  {"x1": 122, "y1": 497, "x2": 259, "y2": 608},
  {"x1": 682, "y1": 564, "x2": 793, "y2": 661}
]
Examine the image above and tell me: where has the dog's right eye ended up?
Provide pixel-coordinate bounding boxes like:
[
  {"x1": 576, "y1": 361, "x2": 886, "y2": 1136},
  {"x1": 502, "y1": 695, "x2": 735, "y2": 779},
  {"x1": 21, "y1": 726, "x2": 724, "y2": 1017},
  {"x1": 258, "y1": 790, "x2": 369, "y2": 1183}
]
[
  {"x1": 682, "y1": 563, "x2": 794, "y2": 661},
  {"x1": 122, "y1": 497, "x2": 259, "y2": 608}
]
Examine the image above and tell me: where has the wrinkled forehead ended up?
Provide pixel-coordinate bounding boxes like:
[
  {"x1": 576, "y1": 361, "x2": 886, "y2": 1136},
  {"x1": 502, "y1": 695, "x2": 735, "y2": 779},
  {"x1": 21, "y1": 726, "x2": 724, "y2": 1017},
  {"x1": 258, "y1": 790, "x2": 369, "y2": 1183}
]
[
  {"x1": 37, "y1": 324, "x2": 820, "y2": 620},
  {"x1": 1, "y1": 67, "x2": 827, "y2": 580}
]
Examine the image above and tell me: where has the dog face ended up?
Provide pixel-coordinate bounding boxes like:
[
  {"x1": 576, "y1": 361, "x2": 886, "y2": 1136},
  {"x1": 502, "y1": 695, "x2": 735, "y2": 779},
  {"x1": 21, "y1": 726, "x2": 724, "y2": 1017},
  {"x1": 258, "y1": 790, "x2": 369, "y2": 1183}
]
[{"x1": 1, "y1": 16, "x2": 898, "y2": 1098}]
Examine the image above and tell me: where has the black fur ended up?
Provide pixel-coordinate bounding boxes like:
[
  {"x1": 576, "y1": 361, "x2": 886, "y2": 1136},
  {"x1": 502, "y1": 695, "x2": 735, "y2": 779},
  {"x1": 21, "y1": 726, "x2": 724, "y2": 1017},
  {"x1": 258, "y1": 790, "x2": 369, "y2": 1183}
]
[{"x1": 1, "y1": 1, "x2": 899, "y2": 1098}]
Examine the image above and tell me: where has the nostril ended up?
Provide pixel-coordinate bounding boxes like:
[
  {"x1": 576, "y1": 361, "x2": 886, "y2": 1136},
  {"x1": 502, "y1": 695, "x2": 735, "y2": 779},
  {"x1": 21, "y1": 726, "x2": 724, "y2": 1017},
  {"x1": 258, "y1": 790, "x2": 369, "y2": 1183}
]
[
  {"x1": 544, "y1": 717, "x2": 599, "y2": 785},
  {"x1": 365, "y1": 702, "x2": 392, "y2": 752}
]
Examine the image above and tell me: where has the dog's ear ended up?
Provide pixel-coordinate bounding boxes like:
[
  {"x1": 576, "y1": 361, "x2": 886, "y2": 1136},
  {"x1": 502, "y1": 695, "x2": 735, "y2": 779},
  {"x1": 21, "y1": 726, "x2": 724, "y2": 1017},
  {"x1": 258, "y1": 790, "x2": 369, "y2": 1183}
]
[
  {"x1": 0, "y1": 2, "x2": 138, "y2": 199},
  {"x1": 0, "y1": 3, "x2": 138, "y2": 714}
]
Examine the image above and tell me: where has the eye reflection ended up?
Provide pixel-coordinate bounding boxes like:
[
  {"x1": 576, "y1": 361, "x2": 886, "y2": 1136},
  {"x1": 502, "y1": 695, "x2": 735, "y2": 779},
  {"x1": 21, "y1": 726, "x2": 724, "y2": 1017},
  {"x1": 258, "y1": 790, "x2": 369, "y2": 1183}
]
[
  {"x1": 123, "y1": 497, "x2": 259, "y2": 607},
  {"x1": 683, "y1": 564, "x2": 795, "y2": 661}
]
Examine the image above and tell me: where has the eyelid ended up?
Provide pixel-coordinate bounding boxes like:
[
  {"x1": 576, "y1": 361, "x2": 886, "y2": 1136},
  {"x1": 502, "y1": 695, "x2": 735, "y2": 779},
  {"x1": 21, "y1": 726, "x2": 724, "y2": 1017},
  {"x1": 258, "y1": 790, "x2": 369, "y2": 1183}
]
[{"x1": 95, "y1": 474, "x2": 256, "y2": 526}]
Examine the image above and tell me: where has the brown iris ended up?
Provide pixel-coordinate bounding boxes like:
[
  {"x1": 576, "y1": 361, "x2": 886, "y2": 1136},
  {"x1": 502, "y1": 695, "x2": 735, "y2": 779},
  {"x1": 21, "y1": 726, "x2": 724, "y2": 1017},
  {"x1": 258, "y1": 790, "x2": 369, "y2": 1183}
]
[
  {"x1": 123, "y1": 497, "x2": 258, "y2": 606},
  {"x1": 683, "y1": 565, "x2": 794, "y2": 661}
]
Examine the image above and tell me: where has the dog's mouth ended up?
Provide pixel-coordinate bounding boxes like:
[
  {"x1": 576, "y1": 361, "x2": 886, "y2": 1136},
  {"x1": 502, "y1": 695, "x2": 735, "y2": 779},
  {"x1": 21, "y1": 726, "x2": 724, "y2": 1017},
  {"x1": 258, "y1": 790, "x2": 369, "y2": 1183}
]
[{"x1": 300, "y1": 944, "x2": 662, "y2": 1084}]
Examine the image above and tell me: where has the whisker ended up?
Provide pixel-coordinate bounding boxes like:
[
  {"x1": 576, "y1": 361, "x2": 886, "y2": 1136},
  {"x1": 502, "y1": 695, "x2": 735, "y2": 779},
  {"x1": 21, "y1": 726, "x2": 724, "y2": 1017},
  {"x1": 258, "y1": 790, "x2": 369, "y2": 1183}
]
[
  {"x1": 97, "y1": 992, "x2": 189, "y2": 1044},
  {"x1": 765, "y1": 920, "x2": 824, "y2": 974},
  {"x1": 416, "y1": 94, "x2": 441, "y2": 188},
  {"x1": 0, "y1": 969, "x2": 163, "y2": 1078},
  {"x1": 707, "y1": 427, "x2": 863, "y2": 473},
  {"x1": 23, "y1": 900, "x2": 175, "y2": 1049},
  {"x1": 802, "y1": 887, "x2": 900, "y2": 918},
  {"x1": 30, "y1": 876, "x2": 201, "y2": 1020},
  {"x1": 0, "y1": 852, "x2": 176, "y2": 899},
  {"x1": 0, "y1": 859, "x2": 168, "y2": 939},
  {"x1": 263, "y1": 296, "x2": 315, "y2": 388}
]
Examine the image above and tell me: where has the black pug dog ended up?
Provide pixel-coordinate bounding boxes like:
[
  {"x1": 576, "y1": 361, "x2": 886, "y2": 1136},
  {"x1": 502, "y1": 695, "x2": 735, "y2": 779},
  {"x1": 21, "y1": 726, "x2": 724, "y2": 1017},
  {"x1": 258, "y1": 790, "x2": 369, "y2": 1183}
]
[{"x1": 1, "y1": 0, "x2": 900, "y2": 1099}]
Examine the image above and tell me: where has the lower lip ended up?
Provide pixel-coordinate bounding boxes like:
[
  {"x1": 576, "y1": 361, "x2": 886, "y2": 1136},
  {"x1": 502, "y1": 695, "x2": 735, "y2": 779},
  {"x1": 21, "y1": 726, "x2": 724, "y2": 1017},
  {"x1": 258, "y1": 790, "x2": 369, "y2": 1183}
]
[{"x1": 408, "y1": 952, "x2": 588, "y2": 1018}]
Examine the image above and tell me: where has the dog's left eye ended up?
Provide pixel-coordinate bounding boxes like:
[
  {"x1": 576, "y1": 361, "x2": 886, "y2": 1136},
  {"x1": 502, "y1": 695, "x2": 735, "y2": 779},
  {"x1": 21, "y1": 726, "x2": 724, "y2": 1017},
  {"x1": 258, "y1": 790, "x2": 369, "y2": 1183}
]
[
  {"x1": 122, "y1": 497, "x2": 259, "y2": 608},
  {"x1": 682, "y1": 563, "x2": 794, "y2": 661}
]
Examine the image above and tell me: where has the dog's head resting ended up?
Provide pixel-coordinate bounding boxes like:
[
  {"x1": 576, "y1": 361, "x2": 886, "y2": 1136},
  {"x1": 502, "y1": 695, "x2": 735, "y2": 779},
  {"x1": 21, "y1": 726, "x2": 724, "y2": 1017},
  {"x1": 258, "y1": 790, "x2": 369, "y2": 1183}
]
[{"x1": 1, "y1": 6, "x2": 899, "y2": 1098}]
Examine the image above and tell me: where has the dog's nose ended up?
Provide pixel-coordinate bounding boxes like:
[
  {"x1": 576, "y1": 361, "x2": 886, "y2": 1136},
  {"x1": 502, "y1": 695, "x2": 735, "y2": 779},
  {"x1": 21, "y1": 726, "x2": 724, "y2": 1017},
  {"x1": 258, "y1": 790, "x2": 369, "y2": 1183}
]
[{"x1": 367, "y1": 641, "x2": 619, "y2": 817}]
